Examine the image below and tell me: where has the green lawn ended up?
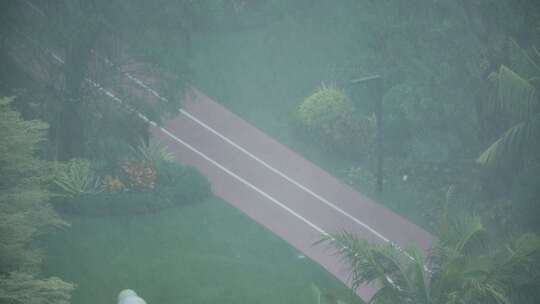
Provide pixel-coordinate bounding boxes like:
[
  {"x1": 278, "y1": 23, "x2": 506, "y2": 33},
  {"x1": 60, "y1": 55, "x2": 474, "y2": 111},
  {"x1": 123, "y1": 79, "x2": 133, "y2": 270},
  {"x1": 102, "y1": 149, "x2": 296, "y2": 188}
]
[{"x1": 40, "y1": 197, "x2": 360, "y2": 304}]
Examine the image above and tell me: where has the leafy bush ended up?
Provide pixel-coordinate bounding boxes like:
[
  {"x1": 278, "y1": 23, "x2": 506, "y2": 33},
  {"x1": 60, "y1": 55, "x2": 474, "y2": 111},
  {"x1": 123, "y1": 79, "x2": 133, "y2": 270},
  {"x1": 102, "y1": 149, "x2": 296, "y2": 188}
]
[
  {"x1": 53, "y1": 158, "x2": 101, "y2": 197},
  {"x1": 298, "y1": 84, "x2": 354, "y2": 136},
  {"x1": 297, "y1": 85, "x2": 375, "y2": 157},
  {"x1": 54, "y1": 162, "x2": 211, "y2": 217}
]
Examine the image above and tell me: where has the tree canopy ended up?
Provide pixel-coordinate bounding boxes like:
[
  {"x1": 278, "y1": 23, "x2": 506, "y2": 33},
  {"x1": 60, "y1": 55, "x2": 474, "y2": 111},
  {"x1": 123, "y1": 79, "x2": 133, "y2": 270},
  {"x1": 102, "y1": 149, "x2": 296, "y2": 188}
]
[{"x1": 0, "y1": 97, "x2": 74, "y2": 304}]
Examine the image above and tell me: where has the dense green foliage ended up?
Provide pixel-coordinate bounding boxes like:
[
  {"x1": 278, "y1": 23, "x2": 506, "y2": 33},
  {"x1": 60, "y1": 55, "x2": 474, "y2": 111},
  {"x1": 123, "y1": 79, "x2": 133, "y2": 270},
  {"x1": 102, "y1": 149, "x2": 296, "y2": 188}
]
[
  {"x1": 2, "y1": 0, "x2": 540, "y2": 303},
  {"x1": 186, "y1": 0, "x2": 540, "y2": 237},
  {"x1": 54, "y1": 162, "x2": 211, "y2": 217},
  {"x1": 321, "y1": 214, "x2": 540, "y2": 304},
  {"x1": 0, "y1": 0, "x2": 188, "y2": 161},
  {"x1": 0, "y1": 97, "x2": 74, "y2": 303},
  {"x1": 477, "y1": 64, "x2": 540, "y2": 168},
  {"x1": 298, "y1": 85, "x2": 354, "y2": 131},
  {"x1": 297, "y1": 85, "x2": 375, "y2": 157}
]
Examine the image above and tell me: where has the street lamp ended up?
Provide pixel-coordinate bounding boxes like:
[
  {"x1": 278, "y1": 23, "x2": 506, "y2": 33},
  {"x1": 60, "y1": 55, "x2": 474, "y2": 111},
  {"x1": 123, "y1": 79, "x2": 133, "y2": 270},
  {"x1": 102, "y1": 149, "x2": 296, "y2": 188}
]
[{"x1": 350, "y1": 75, "x2": 384, "y2": 192}]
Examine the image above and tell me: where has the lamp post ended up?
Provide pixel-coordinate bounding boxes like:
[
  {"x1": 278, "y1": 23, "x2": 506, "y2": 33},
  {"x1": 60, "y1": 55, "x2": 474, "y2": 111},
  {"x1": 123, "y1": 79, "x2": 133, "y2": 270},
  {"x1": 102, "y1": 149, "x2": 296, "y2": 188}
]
[{"x1": 350, "y1": 75, "x2": 384, "y2": 192}]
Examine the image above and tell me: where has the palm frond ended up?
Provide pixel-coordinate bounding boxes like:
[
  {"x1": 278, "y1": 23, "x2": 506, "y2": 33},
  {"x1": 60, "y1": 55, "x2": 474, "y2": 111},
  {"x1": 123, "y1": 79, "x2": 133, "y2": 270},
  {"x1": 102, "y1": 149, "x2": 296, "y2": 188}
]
[
  {"x1": 488, "y1": 65, "x2": 537, "y2": 123},
  {"x1": 477, "y1": 112, "x2": 540, "y2": 167},
  {"x1": 319, "y1": 232, "x2": 423, "y2": 303},
  {"x1": 454, "y1": 216, "x2": 488, "y2": 256},
  {"x1": 406, "y1": 248, "x2": 431, "y2": 304},
  {"x1": 510, "y1": 38, "x2": 540, "y2": 75},
  {"x1": 484, "y1": 284, "x2": 512, "y2": 304},
  {"x1": 320, "y1": 233, "x2": 389, "y2": 288},
  {"x1": 436, "y1": 213, "x2": 488, "y2": 257},
  {"x1": 368, "y1": 285, "x2": 399, "y2": 304},
  {"x1": 494, "y1": 233, "x2": 540, "y2": 289},
  {"x1": 434, "y1": 253, "x2": 509, "y2": 304},
  {"x1": 499, "y1": 232, "x2": 540, "y2": 303}
]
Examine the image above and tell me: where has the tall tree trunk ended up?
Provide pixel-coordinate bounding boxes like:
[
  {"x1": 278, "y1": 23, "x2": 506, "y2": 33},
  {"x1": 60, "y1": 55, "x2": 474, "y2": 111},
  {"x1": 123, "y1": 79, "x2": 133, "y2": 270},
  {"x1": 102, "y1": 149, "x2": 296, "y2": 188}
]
[{"x1": 57, "y1": 24, "x2": 99, "y2": 160}]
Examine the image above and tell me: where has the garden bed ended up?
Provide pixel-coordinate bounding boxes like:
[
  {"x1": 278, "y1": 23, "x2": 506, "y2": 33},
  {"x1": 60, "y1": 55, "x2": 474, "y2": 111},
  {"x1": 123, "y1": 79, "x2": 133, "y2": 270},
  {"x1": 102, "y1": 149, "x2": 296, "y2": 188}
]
[{"x1": 53, "y1": 162, "x2": 211, "y2": 217}]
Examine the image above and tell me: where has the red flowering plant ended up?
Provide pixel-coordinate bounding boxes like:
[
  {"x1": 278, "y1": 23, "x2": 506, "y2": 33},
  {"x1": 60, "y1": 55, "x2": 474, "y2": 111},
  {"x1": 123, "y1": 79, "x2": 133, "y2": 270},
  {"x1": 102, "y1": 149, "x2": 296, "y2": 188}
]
[
  {"x1": 121, "y1": 161, "x2": 156, "y2": 191},
  {"x1": 100, "y1": 139, "x2": 170, "y2": 193}
]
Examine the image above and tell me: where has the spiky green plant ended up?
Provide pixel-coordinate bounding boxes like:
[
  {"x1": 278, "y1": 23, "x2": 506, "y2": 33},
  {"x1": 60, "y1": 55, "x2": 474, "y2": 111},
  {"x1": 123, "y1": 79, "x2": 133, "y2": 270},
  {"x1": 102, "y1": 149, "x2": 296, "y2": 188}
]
[
  {"x1": 53, "y1": 158, "x2": 101, "y2": 197},
  {"x1": 130, "y1": 138, "x2": 174, "y2": 167}
]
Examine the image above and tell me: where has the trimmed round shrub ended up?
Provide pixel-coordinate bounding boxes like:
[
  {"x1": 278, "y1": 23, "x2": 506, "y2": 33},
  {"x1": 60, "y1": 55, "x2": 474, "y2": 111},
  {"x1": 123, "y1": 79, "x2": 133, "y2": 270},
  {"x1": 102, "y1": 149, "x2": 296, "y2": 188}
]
[
  {"x1": 298, "y1": 85, "x2": 354, "y2": 139},
  {"x1": 54, "y1": 162, "x2": 211, "y2": 217},
  {"x1": 297, "y1": 85, "x2": 375, "y2": 157}
]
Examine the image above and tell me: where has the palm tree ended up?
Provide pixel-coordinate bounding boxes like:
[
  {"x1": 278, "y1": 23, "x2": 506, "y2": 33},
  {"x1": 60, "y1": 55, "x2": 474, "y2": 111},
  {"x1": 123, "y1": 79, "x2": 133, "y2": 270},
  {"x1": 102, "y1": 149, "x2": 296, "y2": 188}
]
[
  {"x1": 321, "y1": 232, "x2": 429, "y2": 304},
  {"x1": 320, "y1": 215, "x2": 540, "y2": 304},
  {"x1": 476, "y1": 44, "x2": 540, "y2": 168}
]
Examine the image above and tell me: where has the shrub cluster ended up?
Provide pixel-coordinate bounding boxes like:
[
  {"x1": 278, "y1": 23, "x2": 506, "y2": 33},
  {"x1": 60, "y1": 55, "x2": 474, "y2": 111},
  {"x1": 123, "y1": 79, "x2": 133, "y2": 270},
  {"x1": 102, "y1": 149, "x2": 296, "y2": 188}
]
[
  {"x1": 54, "y1": 161, "x2": 211, "y2": 217},
  {"x1": 297, "y1": 85, "x2": 375, "y2": 158}
]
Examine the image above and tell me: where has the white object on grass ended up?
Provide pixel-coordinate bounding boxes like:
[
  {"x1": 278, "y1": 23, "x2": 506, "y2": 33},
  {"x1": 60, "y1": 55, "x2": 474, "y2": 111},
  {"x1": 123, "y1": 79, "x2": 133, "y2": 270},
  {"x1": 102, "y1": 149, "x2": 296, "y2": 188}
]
[{"x1": 118, "y1": 289, "x2": 147, "y2": 304}]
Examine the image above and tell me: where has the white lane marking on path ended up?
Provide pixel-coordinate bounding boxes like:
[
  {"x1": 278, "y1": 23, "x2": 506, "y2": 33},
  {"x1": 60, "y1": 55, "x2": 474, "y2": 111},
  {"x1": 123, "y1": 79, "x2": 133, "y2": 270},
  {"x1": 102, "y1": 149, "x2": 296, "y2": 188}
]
[
  {"x1": 179, "y1": 99, "x2": 422, "y2": 264},
  {"x1": 100, "y1": 60, "x2": 420, "y2": 260},
  {"x1": 109, "y1": 66, "x2": 393, "y2": 244},
  {"x1": 24, "y1": 38, "x2": 330, "y2": 240},
  {"x1": 179, "y1": 108, "x2": 391, "y2": 243},
  {"x1": 40, "y1": 47, "x2": 332, "y2": 239},
  {"x1": 179, "y1": 100, "x2": 417, "y2": 263},
  {"x1": 156, "y1": 125, "x2": 330, "y2": 237},
  {"x1": 14, "y1": 21, "x2": 422, "y2": 274},
  {"x1": 85, "y1": 49, "x2": 417, "y2": 256}
]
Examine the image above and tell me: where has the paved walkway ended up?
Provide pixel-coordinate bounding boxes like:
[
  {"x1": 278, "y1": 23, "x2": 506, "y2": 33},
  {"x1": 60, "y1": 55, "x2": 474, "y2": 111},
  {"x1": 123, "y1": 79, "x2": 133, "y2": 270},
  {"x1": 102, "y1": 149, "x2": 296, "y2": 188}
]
[
  {"x1": 5, "y1": 26, "x2": 433, "y2": 299},
  {"x1": 151, "y1": 88, "x2": 434, "y2": 300}
]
